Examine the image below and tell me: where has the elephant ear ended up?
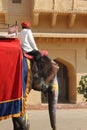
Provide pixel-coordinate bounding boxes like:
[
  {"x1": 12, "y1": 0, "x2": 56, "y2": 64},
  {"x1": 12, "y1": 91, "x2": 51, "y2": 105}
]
[{"x1": 48, "y1": 75, "x2": 58, "y2": 130}]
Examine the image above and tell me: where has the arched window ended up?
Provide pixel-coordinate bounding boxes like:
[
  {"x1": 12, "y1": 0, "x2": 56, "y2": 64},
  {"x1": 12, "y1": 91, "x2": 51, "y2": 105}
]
[{"x1": 57, "y1": 62, "x2": 69, "y2": 103}]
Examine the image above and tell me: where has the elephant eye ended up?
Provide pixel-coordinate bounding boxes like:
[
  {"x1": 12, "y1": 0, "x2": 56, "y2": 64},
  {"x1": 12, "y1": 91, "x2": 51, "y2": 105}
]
[{"x1": 33, "y1": 73, "x2": 38, "y2": 78}]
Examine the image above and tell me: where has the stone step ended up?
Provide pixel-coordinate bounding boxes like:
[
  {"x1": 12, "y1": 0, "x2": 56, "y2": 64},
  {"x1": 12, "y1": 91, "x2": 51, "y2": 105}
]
[{"x1": 27, "y1": 103, "x2": 87, "y2": 110}]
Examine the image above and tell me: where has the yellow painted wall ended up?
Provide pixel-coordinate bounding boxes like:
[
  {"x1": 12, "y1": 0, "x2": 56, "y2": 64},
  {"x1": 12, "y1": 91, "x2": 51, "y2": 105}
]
[
  {"x1": 35, "y1": 37, "x2": 87, "y2": 103},
  {"x1": 0, "y1": 0, "x2": 87, "y2": 104},
  {"x1": 7, "y1": 0, "x2": 33, "y2": 28}
]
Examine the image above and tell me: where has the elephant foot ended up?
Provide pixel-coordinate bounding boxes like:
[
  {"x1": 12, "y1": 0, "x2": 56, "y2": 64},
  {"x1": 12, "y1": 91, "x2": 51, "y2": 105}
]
[
  {"x1": 13, "y1": 123, "x2": 30, "y2": 130},
  {"x1": 14, "y1": 127, "x2": 29, "y2": 130},
  {"x1": 53, "y1": 128, "x2": 56, "y2": 130},
  {"x1": 12, "y1": 112, "x2": 30, "y2": 130},
  {"x1": 14, "y1": 128, "x2": 24, "y2": 130}
]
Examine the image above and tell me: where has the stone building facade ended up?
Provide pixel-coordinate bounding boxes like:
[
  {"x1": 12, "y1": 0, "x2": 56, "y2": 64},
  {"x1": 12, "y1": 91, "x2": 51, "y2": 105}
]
[{"x1": 0, "y1": 0, "x2": 87, "y2": 104}]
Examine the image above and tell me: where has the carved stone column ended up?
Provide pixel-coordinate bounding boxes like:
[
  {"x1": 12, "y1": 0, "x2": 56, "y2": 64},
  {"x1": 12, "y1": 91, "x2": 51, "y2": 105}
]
[
  {"x1": 52, "y1": 12, "x2": 57, "y2": 27},
  {"x1": 68, "y1": 13, "x2": 76, "y2": 28},
  {"x1": 33, "y1": 12, "x2": 39, "y2": 26},
  {"x1": 5, "y1": 12, "x2": 8, "y2": 24}
]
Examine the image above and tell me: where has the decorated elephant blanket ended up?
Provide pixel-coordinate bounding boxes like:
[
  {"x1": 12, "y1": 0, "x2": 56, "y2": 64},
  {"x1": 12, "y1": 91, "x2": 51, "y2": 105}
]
[{"x1": 0, "y1": 38, "x2": 23, "y2": 120}]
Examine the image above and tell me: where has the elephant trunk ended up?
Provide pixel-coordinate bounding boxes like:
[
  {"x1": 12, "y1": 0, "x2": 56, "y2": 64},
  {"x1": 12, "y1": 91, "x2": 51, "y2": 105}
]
[{"x1": 48, "y1": 75, "x2": 58, "y2": 130}]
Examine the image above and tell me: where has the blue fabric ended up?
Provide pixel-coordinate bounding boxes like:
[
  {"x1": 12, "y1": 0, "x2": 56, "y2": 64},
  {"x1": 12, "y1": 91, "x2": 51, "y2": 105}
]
[
  {"x1": 22, "y1": 57, "x2": 28, "y2": 95},
  {"x1": 0, "y1": 99, "x2": 22, "y2": 117}
]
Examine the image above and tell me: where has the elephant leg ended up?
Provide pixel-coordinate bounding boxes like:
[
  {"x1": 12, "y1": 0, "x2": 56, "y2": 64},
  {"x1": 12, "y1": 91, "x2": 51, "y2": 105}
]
[{"x1": 12, "y1": 112, "x2": 30, "y2": 130}]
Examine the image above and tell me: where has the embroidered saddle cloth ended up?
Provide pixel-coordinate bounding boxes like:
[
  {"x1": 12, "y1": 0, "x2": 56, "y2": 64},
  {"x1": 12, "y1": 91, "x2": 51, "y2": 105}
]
[{"x1": 0, "y1": 38, "x2": 22, "y2": 120}]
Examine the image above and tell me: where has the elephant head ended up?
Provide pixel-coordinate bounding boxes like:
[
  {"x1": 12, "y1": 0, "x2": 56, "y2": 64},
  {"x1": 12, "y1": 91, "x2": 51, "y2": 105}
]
[{"x1": 30, "y1": 52, "x2": 59, "y2": 130}]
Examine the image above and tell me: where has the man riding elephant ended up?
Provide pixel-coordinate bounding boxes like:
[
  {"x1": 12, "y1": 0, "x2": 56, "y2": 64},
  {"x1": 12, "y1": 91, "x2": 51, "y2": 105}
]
[
  {"x1": 11, "y1": 21, "x2": 59, "y2": 130},
  {"x1": 18, "y1": 21, "x2": 38, "y2": 53}
]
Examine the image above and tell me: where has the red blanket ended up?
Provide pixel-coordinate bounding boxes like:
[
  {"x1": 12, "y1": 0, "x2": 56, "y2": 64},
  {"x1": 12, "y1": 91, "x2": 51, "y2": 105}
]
[{"x1": 0, "y1": 38, "x2": 22, "y2": 120}]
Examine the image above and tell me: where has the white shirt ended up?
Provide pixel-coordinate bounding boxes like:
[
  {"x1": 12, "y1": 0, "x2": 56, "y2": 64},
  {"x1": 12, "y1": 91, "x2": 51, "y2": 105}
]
[{"x1": 18, "y1": 29, "x2": 38, "y2": 52}]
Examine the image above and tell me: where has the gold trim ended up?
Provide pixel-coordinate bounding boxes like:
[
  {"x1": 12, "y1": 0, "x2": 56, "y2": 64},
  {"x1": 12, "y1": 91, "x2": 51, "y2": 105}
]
[
  {"x1": 22, "y1": 59, "x2": 31, "y2": 113},
  {"x1": 0, "y1": 97, "x2": 22, "y2": 104},
  {"x1": 0, "y1": 111, "x2": 23, "y2": 121}
]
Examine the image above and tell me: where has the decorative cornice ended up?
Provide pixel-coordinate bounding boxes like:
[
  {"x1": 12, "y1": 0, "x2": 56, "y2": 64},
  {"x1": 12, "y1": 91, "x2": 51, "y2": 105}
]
[
  {"x1": 33, "y1": 0, "x2": 87, "y2": 14},
  {"x1": 33, "y1": 0, "x2": 87, "y2": 27},
  {"x1": 33, "y1": 33, "x2": 87, "y2": 44}
]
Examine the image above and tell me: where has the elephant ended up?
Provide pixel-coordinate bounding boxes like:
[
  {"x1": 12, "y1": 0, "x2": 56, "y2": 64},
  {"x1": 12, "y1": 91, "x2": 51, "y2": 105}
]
[{"x1": 12, "y1": 50, "x2": 59, "y2": 130}]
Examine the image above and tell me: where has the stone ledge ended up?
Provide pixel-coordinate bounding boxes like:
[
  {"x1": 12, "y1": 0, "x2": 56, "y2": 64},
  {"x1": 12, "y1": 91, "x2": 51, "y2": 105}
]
[
  {"x1": 33, "y1": 33, "x2": 87, "y2": 38},
  {"x1": 27, "y1": 103, "x2": 87, "y2": 110}
]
